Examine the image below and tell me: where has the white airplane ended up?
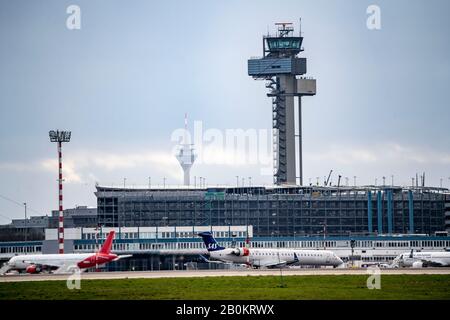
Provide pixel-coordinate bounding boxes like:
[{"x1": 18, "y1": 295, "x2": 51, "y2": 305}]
[
  {"x1": 392, "y1": 249, "x2": 450, "y2": 268},
  {"x1": 0, "y1": 231, "x2": 132, "y2": 275},
  {"x1": 198, "y1": 232, "x2": 343, "y2": 268}
]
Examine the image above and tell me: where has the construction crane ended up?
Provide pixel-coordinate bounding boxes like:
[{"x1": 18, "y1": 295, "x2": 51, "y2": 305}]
[{"x1": 325, "y1": 170, "x2": 333, "y2": 186}]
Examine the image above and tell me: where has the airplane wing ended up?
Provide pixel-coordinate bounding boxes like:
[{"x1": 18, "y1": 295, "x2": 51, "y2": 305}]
[
  {"x1": 53, "y1": 264, "x2": 79, "y2": 274},
  {"x1": 199, "y1": 255, "x2": 235, "y2": 265},
  {"x1": 53, "y1": 263, "x2": 86, "y2": 274},
  {"x1": 23, "y1": 259, "x2": 66, "y2": 269},
  {"x1": 258, "y1": 253, "x2": 298, "y2": 268},
  {"x1": 21, "y1": 258, "x2": 82, "y2": 274},
  {"x1": 419, "y1": 259, "x2": 446, "y2": 267},
  {"x1": 113, "y1": 255, "x2": 133, "y2": 261},
  {"x1": 260, "y1": 260, "x2": 288, "y2": 268}
]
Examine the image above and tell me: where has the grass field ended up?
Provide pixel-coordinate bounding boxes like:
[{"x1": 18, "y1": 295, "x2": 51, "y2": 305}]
[{"x1": 1, "y1": 275, "x2": 449, "y2": 300}]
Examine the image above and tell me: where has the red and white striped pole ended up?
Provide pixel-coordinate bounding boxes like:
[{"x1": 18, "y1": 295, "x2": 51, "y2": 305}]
[
  {"x1": 49, "y1": 130, "x2": 71, "y2": 255},
  {"x1": 58, "y1": 141, "x2": 64, "y2": 254}
]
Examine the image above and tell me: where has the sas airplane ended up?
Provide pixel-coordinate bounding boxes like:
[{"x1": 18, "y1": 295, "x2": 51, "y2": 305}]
[
  {"x1": 198, "y1": 232, "x2": 343, "y2": 268},
  {"x1": 0, "y1": 231, "x2": 131, "y2": 274},
  {"x1": 392, "y1": 249, "x2": 450, "y2": 268}
]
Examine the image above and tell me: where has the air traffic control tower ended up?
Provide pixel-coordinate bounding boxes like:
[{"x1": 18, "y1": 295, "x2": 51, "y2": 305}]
[{"x1": 248, "y1": 22, "x2": 316, "y2": 185}]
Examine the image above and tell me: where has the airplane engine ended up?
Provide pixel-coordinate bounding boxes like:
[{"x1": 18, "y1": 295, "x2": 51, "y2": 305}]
[
  {"x1": 412, "y1": 261, "x2": 423, "y2": 268},
  {"x1": 232, "y1": 247, "x2": 250, "y2": 256},
  {"x1": 25, "y1": 265, "x2": 41, "y2": 274}
]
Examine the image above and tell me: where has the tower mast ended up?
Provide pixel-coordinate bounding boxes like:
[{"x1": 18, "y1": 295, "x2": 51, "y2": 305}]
[{"x1": 49, "y1": 130, "x2": 71, "y2": 254}]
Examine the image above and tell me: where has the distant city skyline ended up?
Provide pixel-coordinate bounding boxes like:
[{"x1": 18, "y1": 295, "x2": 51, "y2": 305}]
[{"x1": 0, "y1": 0, "x2": 449, "y2": 221}]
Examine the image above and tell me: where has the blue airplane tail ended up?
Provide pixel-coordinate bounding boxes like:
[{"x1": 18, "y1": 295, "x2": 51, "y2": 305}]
[{"x1": 198, "y1": 232, "x2": 225, "y2": 252}]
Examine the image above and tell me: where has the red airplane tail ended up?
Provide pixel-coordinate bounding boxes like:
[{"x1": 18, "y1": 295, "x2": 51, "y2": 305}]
[{"x1": 99, "y1": 231, "x2": 115, "y2": 254}]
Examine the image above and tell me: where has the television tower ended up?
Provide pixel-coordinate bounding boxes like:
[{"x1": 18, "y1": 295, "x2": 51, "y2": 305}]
[
  {"x1": 176, "y1": 114, "x2": 197, "y2": 186},
  {"x1": 248, "y1": 22, "x2": 316, "y2": 185},
  {"x1": 49, "y1": 130, "x2": 71, "y2": 254}
]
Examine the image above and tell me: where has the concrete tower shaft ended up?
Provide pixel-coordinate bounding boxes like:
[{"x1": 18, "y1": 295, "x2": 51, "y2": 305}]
[{"x1": 248, "y1": 22, "x2": 316, "y2": 186}]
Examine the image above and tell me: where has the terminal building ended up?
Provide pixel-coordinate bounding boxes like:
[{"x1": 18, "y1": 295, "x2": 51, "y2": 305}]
[{"x1": 96, "y1": 185, "x2": 448, "y2": 237}]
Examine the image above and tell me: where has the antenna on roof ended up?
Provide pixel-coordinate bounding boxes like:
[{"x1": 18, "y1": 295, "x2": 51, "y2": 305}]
[{"x1": 299, "y1": 17, "x2": 302, "y2": 36}]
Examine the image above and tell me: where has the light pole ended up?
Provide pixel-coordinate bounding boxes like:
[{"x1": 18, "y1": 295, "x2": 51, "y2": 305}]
[
  {"x1": 350, "y1": 239, "x2": 356, "y2": 267},
  {"x1": 23, "y1": 202, "x2": 27, "y2": 241},
  {"x1": 49, "y1": 130, "x2": 71, "y2": 254},
  {"x1": 148, "y1": 177, "x2": 151, "y2": 189},
  {"x1": 236, "y1": 176, "x2": 239, "y2": 188},
  {"x1": 391, "y1": 175, "x2": 394, "y2": 186},
  {"x1": 353, "y1": 176, "x2": 357, "y2": 187},
  {"x1": 123, "y1": 178, "x2": 127, "y2": 188}
]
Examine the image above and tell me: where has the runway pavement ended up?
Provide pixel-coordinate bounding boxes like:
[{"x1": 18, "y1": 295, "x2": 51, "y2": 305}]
[{"x1": 1, "y1": 268, "x2": 450, "y2": 282}]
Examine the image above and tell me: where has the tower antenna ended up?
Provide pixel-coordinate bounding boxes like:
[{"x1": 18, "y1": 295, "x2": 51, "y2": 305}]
[{"x1": 299, "y1": 18, "x2": 302, "y2": 36}]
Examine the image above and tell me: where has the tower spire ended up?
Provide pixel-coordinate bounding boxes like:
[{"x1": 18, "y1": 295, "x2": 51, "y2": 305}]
[{"x1": 176, "y1": 114, "x2": 197, "y2": 186}]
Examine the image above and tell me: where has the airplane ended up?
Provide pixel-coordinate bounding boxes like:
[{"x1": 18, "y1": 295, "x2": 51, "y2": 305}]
[
  {"x1": 0, "y1": 231, "x2": 132, "y2": 275},
  {"x1": 198, "y1": 232, "x2": 343, "y2": 268},
  {"x1": 392, "y1": 249, "x2": 450, "y2": 268}
]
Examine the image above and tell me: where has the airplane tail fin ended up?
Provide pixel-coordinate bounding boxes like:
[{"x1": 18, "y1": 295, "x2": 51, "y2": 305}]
[
  {"x1": 99, "y1": 231, "x2": 115, "y2": 254},
  {"x1": 198, "y1": 232, "x2": 225, "y2": 252}
]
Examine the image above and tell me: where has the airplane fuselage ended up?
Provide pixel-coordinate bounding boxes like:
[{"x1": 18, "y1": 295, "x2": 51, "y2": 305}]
[
  {"x1": 395, "y1": 251, "x2": 450, "y2": 267},
  {"x1": 4, "y1": 252, "x2": 119, "y2": 272},
  {"x1": 0, "y1": 231, "x2": 130, "y2": 274},
  {"x1": 209, "y1": 248, "x2": 342, "y2": 268}
]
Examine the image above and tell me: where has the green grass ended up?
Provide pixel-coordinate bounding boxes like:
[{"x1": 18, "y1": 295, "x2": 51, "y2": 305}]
[{"x1": 1, "y1": 275, "x2": 449, "y2": 300}]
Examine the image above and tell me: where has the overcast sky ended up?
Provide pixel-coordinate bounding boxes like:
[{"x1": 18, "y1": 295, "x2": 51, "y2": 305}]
[{"x1": 0, "y1": 0, "x2": 449, "y2": 221}]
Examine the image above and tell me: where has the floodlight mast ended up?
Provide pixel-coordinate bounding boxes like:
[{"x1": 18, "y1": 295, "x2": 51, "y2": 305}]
[{"x1": 48, "y1": 130, "x2": 71, "y2": 254}]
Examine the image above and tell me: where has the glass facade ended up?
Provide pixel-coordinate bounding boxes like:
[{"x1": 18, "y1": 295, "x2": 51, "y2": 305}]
[
  {"x1": 267, "y1": 38, "x2": 301, "y2": 50},
  {"x1": 96, "y1": 186, "x2": 447, "y2": 237}
]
